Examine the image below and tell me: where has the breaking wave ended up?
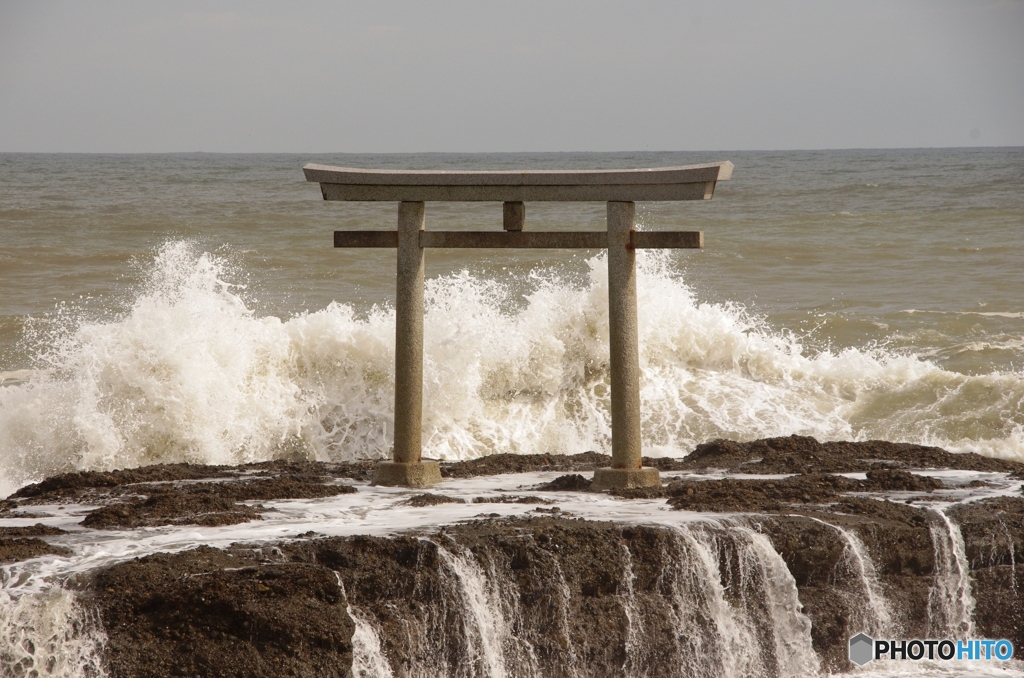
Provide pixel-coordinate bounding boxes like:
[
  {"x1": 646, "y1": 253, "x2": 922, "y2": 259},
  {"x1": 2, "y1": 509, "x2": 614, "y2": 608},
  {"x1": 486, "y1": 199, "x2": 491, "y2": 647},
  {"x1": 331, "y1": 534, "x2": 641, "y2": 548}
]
[{"x1": 1, "y1": 241, "x2": 1022, "y2": 496}]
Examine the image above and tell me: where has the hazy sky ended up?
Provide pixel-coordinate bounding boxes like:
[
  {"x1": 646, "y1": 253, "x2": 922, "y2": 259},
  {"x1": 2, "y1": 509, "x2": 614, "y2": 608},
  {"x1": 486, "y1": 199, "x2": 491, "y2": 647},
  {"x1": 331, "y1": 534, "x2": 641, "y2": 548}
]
[{"x1": 1, "y1": 1, "x2": 1022, "y2": 152}]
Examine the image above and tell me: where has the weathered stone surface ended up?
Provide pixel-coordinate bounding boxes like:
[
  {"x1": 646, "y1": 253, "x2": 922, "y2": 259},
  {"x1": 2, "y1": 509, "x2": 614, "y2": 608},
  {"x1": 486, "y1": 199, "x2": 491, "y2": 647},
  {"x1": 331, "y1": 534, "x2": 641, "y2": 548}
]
[
  {"x1": 5, "y1": 437, "x2": 1018, "y2": 512},
  {"x1": 759, "y1": 510, "x2": 934, "y2": 671},
  {"x1": 442, "y1": 452, "x2": 609, "y2": 478},
  {"x1": 304, "y1": 162, "x2": 734, "y2": 186},
  {"x1": 372, "y1": 460, "x2": 442, "y2": 488},
  {"x1": 402, "y1": 493, "x2": 465, "y2": 507},
  {"x1": 665, "y1": 472, "x2": 942, "y2": 513},
  {"x1": 534, "y1": 473, "x2": 594, "y2": 492},
  {"x1": 6, "y1": 438, "x2": 1021, "y2": 676},
  {"x1": 471, "y1": 495, "x2": 554, "y2": 505},
  {"x1": 283, "y1": 519, "x2": 819, "y2": 677},
  {"x1": 0, "y1": 523, "x2": 68, "y2": 537},
  {"x1": 0, "y1": 524, "x2": 73, "y2": 563},
  {"x1": 9, "y1": 464, "x2": 234, "y2": 501},
  {"x1": 82, "y1": 493, "x2": 263, "y2": 529},
  {"x1": 11, "y1": 460, "x2": 375, "y2": 504},
  {"x1": 80, "y1": 505, "x2": 1018, "y2": 677},
  {"x1": 87, "y1": 546, "x2": 353, "y2": 678},
  {"x1": 948, "y1": 496, "x2": 1024, "y2": 646},
  {"x1": 591, "y1": 466, "x2": 661, "y2": 491},
  {"x1": 666, "y1": 435, "x2": 1019, "y2": 474},
  {"x1": 0, "y1": 537, "x2": 72, "y2": 564},
  {"x1": 79, "y1": 476, "x2": 356, "y2": 529},
  {"x1": 304, "y1": 162, "x2": 733, "y2": 202}
]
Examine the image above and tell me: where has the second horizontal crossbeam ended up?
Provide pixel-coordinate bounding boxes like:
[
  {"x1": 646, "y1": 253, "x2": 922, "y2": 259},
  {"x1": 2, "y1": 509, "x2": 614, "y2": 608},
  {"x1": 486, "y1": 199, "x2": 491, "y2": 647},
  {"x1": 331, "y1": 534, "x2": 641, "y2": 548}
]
[{"x1": 333, "y1": 231, "x2": 703, "y2": 249}]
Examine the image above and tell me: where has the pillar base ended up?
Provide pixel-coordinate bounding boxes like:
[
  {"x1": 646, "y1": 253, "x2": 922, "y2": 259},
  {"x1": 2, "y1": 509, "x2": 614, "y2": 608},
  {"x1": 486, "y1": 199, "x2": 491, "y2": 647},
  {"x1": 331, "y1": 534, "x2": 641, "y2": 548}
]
[
  {"x1": 372, "y1": 460, "x2": 442, "y2": 488},
  {"x1": 591, "y1": 466, "x2": 661, "y2": 491}
]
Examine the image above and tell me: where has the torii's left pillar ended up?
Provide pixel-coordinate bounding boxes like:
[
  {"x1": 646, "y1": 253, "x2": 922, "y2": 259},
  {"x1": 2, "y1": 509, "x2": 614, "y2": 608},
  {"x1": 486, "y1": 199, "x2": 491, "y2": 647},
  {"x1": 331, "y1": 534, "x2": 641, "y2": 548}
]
[{"x1": 373, "y1": 201, "x2": 442, "y2": 487}]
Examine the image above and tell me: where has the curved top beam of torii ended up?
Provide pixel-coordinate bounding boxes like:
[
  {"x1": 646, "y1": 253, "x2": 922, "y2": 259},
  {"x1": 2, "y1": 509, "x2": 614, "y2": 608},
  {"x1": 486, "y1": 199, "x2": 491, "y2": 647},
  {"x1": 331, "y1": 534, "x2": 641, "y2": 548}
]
[{"x1": 303, "y1": 161, "x2": 733, "y2": 202}]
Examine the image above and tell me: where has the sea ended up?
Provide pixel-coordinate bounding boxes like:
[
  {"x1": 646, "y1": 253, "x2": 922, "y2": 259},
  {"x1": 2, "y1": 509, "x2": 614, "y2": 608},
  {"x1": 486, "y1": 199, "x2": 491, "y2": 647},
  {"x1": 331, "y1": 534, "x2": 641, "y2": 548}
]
[{"x1": 1, "y1": 149, "x2": 1023, "y2": 497}]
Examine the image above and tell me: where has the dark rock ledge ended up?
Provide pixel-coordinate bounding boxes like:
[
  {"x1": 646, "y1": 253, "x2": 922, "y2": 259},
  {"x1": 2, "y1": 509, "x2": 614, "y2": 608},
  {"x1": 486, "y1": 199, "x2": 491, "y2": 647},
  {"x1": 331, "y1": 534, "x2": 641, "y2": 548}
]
[
  {"x1": 1, "y1": 436, "x2": 1021, "y2": 677},
  {"x1": 0, "y1": 523, "x2": 72, "y2": 564},
  {"x1": 78, "y1": 504, "x2": 1024, "y2": 677}
]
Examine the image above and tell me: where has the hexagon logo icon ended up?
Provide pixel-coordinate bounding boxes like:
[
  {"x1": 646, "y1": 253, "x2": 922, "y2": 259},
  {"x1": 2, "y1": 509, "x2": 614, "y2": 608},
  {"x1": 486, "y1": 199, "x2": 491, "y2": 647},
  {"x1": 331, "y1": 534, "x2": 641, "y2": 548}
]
[{"x1": 849, "y1": 633, "x2": 874, "y2": 666}]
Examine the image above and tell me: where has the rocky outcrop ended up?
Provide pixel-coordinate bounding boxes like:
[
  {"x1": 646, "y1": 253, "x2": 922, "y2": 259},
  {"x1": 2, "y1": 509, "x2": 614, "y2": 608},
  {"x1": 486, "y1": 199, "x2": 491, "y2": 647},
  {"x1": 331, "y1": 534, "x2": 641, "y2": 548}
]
[
  {"x1": 0, "y1": 524, "x2": 72, "y2": 564},
  {"x1": 89, "y1": 546, "x2": 353, "y2": 678},
  {"x1": 948, "y1": 496, "x2": 1024, "y2": 648},
  {"x1": 3, "y1": 437, "x2": 1022, "y2": 676},
  {"x1": 84, "y1": 518, "x2": 825, "y2": 677},
  {"x1": 76, "y1": 496, "x2": 1024, "y2": 676},
  {"x1": 670, "y1": 436, "x2": 1020, "y2": 474},
  {"x1": 79, "y1": 476, "x2": 356, "y2": 529}
]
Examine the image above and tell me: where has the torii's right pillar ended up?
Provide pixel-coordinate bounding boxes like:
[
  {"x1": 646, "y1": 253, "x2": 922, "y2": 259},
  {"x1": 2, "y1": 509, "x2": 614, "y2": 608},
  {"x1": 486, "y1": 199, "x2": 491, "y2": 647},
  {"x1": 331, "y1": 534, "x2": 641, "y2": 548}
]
[{"x1": 592, "y1": 201, "x2": 661, "y2": 491}]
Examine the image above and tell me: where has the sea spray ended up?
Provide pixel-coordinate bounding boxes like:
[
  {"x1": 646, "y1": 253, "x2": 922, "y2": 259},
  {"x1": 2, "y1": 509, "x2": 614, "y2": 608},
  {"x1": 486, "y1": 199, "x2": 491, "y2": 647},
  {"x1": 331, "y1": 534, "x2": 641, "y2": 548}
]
[
  {"x1": 2, "y1": 240, "x2": 1023, "y2": 495},
  {"x1": 716, "y1": 525, "x2": 821, "y2": 677},
  {"x1": 997, "y1": 516, "x2": 1018, "y2": 597},
  {"x1": 805, "y1": 515, "x2": 894, "y2": 637},
  {"x1": 336, "y1": 574, "x2": 395, "y2": 678},
  {"x1": 479, "y1": 544, "x2": 542, "y2": 677},
  {"x1": 348, "y1": 610, "x2": 395, "y2": 678},
  {"x1": 928, "y1": 508, "x2": 976, "y2": 639},
  {"x1": 433, "y1": 541, "x2": 511, "y2": 678},
  {"x1": 618, "y1": 541, "x2": 644, "y2": 678},
  {"x1": 0, "y1": 588, "x2": 107, "y2": 678},
  {"x1": 335, "y1": 524, "x2": 825, "y2": 677},
  {"x1": 549, "y1": 557, "x2": 582, "y2": 678},
  {"x1": 656, "y1": 526, "x2": 763, "y2": 677}
]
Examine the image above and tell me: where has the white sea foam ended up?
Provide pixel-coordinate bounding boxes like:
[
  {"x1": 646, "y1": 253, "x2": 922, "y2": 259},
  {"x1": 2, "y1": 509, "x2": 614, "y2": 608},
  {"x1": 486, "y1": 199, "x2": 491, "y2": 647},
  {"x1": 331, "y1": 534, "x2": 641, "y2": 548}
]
[
  {"x1": 2, "y1": 241, "x2": 1023, "y2": 496},
  {"x1": 337, "y1": 575, "x2": 395, "y2": 678},
  {"x1": 0, "y1": 587, "x2": 107, "y2": 677},
  {"x1": 928, "y1": 508, "x2": 975, "y2": 640}
]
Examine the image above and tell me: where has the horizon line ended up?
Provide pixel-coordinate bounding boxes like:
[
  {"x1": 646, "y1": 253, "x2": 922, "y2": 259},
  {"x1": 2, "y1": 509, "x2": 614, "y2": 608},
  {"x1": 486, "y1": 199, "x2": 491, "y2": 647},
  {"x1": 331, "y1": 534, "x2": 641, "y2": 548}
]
[{"x1": 1, "y1": 145, "x2": 1022, "y2": 156}]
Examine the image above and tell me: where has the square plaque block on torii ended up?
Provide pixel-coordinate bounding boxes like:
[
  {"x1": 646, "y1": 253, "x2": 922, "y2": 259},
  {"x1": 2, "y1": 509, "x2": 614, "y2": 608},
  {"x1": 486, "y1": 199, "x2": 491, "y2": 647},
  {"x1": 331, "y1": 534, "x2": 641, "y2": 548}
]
[{"x1": 304, "y1": 161, "x2": 734, "y2": 489}]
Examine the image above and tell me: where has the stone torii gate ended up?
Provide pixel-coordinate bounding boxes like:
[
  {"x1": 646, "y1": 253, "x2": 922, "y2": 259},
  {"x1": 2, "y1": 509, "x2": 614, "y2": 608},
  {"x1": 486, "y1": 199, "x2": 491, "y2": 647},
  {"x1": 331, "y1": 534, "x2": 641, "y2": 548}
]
[{"x1": 304, "y1": 161, "x2": 733, "y2": 490}]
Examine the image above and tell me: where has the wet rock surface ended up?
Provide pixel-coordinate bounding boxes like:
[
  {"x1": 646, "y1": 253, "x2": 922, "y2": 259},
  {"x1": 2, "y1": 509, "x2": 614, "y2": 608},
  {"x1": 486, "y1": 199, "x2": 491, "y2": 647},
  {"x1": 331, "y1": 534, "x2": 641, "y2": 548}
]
[
  {"x1": 402, "y1": 493, "x2": 466, "y2": 507},
  {"x1": 4, "y1": 436, "x2": 1023, "y2": 676},
  {"x1": 10, "y1": 460, "x2": 374, "y2": 505},
  {"x1": 0, "y1": 523, "x2": 68, "y2": 537},
  {"x1": 89, "y1": 545, "x2": 353, "y2": 678},
  {"x1": 88, "y1": 519, "x2": 822, "y2": 677},
  {"x1": 665, "y1": 471, "x2": 943, "y2": 513},
  {"x1": 8, "y1": 464, "x2": 237, "y2": 500},
  {"x1": 5, "y1": 435, "x2": 993, "y2": 509},
  {"x1": 0, "y1": 537, "x2": 73, "y2": 564},
  {"x1": 79, "y1": 477, "x2": 357, "y2": 529},
  {"x1": 471, "y1": 495, "x2": 554, "y2": 505},
  {"x1": 667, "y1": 435, "x2": 1020, "y2": 474},
  {"x1": 534, "y1": 473, "x2": 594, "y2": 492},
  {"x1": 78, "y1": 499, "x2": 1024, "y2": 676},
  {"x1": 79, "y1": 496, "x2": 1024, "y2": 677},
  {"x1": 757, "y1": 509, "x2": 935, "y2": 670},
  {"x1": 441, "y1": 451, "x2": 611, "y2": 478},
  {"x1": 0, "y1": 523, "x2": 74, "y2": 563},
  {"x1": 81, "y1": 492, "x2": 265, "y2": 529},
  {"x1": 947, "y1": 496, "x2": 1024, "y2": 647}
]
